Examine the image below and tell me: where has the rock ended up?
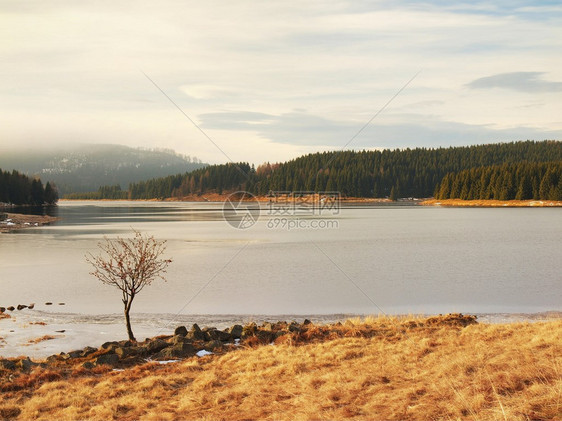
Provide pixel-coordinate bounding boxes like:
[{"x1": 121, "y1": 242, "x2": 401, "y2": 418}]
[
  {"x1": 81, "y1": 347, "x2": 97, "y2": 357},
  {"x1": 101, "y1": 341, "x2": 119, "y2": 351},
  {"x1": 46, "y1": 355, "x2": 58, "y2": 364},
  {"x1": 0, "y1": 359, "x2": 16, "y2": 370},
  {"x1": 187, "y1": 324, "x2": 205, "y2": 341},
  {"x1": 0, "y1": 307, "x2": 5, "y2": 313},
  {"x1": 59, "y1": 352, "x2": 71, "y2": 360},
  {"x1": 288, "y1": 323, "x2": 301, "y2": 333},
  {"x1": 174, "y1": 326, "x2": 188, "y2": 337},
  {"x1": 58, "y1": 303, "x2": 65, "y2": 305},
  {"x1": 45, "y1": 302, "x2": 53, "y2": 305},
  {"x1": 156, "y1": 342, "x2": 196, "y2": 359},
  {"x1": 114, "y1": 347, "x2": 134, "y2": 359},
  {"x1": 16, "y1": 358, "x2": 37, "y2": 371},
  {"x1": 262, "y1": 322, "x2": 274, "y2": 331},
  {"x1": 204, "y1": 328, "x2": 232, "y2": 342},
  {"x1": 242, "y1": 322, "x2": 257, "y2": 338},
  {"x1": 303, "y1": 319, "x2": 312, "y2": 325},
  {"x1": 146, "y1": 339, "x2": 169, "y2": 354},
  {"x1": 228, "y1": 324, "x2": 243, "y2": 339},
  {"x1": 7, "y1": 306, "x2": 15, "y2": 311},
  {"x1": 68, "y1": 350, "x2": 83, "y2": 359},
  {"x1": 82, "y1": 362, "x2": 94, "y2": 369},
  {"x1": 28, "y1": 303, "x2": 35, "y2": 309},
  {"x1": 118, "y1": 340, "x2": 133, "y2": 348},
  {"x1": 95, "y1": 353, "x2": 119, "y2": 366},
  {"x1": 17, "y1": 304, "x2": 27, "y2": 310},
  {"x1": 55, "y1": 330, "x2": 66, "y2": 333},
  {"x1": 171, "y1": 334, "x2": 191, "y2": 345},
  {"x1": 205, "y1": 340, "x2": 223, "y2": 350}
]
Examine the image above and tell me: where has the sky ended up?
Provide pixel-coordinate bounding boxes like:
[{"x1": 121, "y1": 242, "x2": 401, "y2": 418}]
[{"x1": 1, "y1": 0, "x2": 561, "y2": 165}]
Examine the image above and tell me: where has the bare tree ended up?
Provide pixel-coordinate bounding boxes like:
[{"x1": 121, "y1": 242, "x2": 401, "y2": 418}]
[{"x1": 86, "y1": 231, "x2": 172, "y2": 341}]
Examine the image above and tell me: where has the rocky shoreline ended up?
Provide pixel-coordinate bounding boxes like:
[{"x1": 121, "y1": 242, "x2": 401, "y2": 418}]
[
  {"x1": 0, "y1": 314, "x2": 477, "y2": 373},
  {"x1": 0, "y1": 212, "x2": 58, "y2": 233}
]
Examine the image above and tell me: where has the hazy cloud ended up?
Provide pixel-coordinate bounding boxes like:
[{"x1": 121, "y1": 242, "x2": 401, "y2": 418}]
[
  {"x1": 467, "y1": 72, "x2": 562, "y2": 93},
  {"x1": 199, "y1": 110, "x2": 562, "y2": 148}
]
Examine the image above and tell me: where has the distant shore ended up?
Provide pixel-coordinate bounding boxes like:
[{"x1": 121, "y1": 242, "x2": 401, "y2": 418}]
[
  {"x1": 421, "y1": 198, "x2": 562, "y2": 207},
  {"x1": 0, "y1": 212, "x2": 59, "y2": 233}
]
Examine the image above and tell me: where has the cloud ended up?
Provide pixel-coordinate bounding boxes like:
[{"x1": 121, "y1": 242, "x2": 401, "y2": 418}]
[
  {"x1": 198, "y1": 110, "x2": 562, "y2": 149},
  {"x1": 466, "y1": 72, "x2": 562, "y2": 93}
]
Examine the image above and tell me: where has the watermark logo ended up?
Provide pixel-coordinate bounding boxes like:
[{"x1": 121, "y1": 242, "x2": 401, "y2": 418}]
[
  {"x1": 223, "y1": 191, "x2": 260, "y2": 229},
  {"x1": 266, "y1": 191, "x2": 340, "y2": 230},
  {"x1": 266, "y1": 191, "x2": 340, "y2": 216}
]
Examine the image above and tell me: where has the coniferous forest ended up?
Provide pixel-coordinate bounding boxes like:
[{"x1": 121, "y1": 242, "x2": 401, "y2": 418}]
[
  {"x1": 0, "y1": 169, "x2": 58, "y2": 205},
  {"x1": 124, "y1": 141, "x2": 561, "y2": 200},
  {"x1": 435, "y1": 161, "x2": 562, "y2": 200}
]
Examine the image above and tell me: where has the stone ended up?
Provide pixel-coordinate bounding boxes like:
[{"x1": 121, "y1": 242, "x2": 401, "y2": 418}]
[
  {"x1": 118, "y1": 340, "x2": 134, "y2": 348},
  {"x1": 205, "y1": 340, "x2": 223, "y2": 350},
  {"x1": 0, "y1": 359, "x2": 16, "y2": 370},
  {"x1": 81, "y1": 347, "x2": 97, "y2": 357},
  {"x1": 171, "y1": 334, "x2": 193, "y2": 345},
  {"x1": 59, "y1": 352, "x2": 71, "y2": 360},
  {"x1": 114, "y1": 347, "x2": 133, "y2": 359},
  {"x1": 45, "y1": 302, "x2": 53, "y2": 305},
  {"x1": 46, "y1": 355, "x2": 58, "y2": 363},
  {"x1": 17, "y1": 304, "x2": 27, "y2": 310},
  {"x1": 187, "y1": 324, "x2": 205, "y2": 341},
  {"x1": 204, "y1": 328, "x2": 232, "y2": 342},
  {"x1": 228, "y1": 324, "x2": 243, "y2": 339},
  {"x1": 303, "y1": 319, "x2": 312, "y2": 325},
  {"x1": 7, "y1": 306, "x2": 15, "y2": 311},
  {"x1": 262, "y1": 322, "x2": 273, "y2": 331},
  {"x1": 157, "y1": 342, "x2": 195, "y2": 359},
  {"x1": 101, "y1": 341, "x2": 119, "y2": 351},
  {"x1": 68, "y1": 350, "x2": 83, "y2": 359},
  {"x1": 146, "y1": 339, "x2": 169, "y2": 354},
  {"x1": 0, "y1": 307, "x2": 5, "y2": 313},
  {"x1": 28, "y1": 303, "x2": 35, "y2": 309},
  {"x1": 242, "y1": 322, "x2": 257, "y2": 338},
  {"x1": 16, "y1": 358, "x2": 36, "y2": 371},
  {"x1": 82, "y1": 362, "x2": 94, "y2": 369},
  {"x1": 174, "y1": 326, "x2": 188, "y2": 337},
  {"x1": 95, "y1": 353, "x2": 119, "y2": 366}
]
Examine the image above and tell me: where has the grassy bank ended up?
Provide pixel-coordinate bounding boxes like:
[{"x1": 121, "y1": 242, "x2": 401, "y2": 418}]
[
  {"x1": 1, "y1": 315, "x2": 561, "y2": 420},
  {"x1": 422, "y1": 198, "x2": 562, "y2": 207}
]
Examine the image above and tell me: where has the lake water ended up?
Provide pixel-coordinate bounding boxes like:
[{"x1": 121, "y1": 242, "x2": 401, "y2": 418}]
[{"x1": 1, "y1": 201, "x2": 561, "y2": 356}]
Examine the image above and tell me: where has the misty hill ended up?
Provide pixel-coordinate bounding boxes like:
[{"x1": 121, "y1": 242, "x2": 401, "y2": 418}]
[{"x1": 0, "y1": 144, "x2": 207, "y2": 195}]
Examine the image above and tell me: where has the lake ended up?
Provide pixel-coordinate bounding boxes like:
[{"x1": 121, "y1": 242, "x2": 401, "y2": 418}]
[{"x1": 1, "y1": 200, "x2": 561, "y2": 356}]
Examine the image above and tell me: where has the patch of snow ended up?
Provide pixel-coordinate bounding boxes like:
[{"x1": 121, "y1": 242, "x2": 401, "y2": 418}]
[
  {"x1": 24, "y1": 222, "x2": 30, "y2": 225},
  {"x1": 6, "y1": 222, "x2": 15, "y2": 226},
  {"x1": 234, "y1": 338, "x2": 240, "y2": 346},
  {"x1": 156, "y1": 359, "x2": 180, "y2": 365},
  {"x1": 6, "y1": 218, "x2": 12, "y2": 222},
  {"x1": 196, "y1": 350, "x2": 213, "y2": 357}
]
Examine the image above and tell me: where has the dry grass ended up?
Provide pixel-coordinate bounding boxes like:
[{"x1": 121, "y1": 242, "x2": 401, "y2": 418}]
[{"x1": 1, "y1": 316, "x2": 561, "y2": 420}]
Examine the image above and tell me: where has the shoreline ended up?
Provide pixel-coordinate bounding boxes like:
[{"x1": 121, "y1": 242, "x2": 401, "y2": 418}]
[
  {"x1": 59, "y1": 196, "x2": 562, "y2": 207},
  {"x1": 0, "y1": 212, "x2": 59, "y2": 233},
  {"x1": 421, "y1": 198, "x2": 562, "y2": 207},
  {"x1": 1, "y1": 309, "x2": 560, "y2": 359}
]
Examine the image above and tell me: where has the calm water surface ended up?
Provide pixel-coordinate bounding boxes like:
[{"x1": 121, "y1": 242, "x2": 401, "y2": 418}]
[{"x1": 1, "y1": 201, "x2": 560, "y2": 316}]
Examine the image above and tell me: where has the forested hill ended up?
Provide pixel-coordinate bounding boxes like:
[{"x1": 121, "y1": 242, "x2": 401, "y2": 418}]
[
  {"x1": 0, "y1": 144, "x2": 207, "y2": 195},
  {"x1": 128, "y1": 140, "x2": 562, "y2": 200},
  {"x1": 435, "y1": 161, "x2": 562, "y2": 201}
]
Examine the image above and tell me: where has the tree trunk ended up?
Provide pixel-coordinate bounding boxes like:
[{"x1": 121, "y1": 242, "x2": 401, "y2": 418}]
[{"x1": 124, "y1": 299, "x2": 136, "y2": 341}]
